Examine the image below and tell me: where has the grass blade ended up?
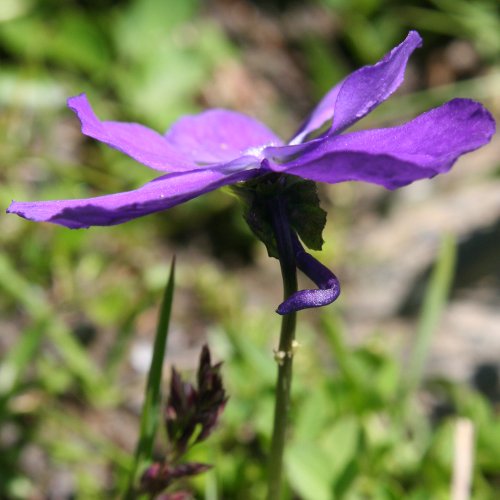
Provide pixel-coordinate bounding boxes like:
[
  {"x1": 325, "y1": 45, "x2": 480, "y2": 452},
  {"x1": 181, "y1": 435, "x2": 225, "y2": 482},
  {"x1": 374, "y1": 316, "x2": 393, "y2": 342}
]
[
  {"x1": 125, "y1": 257, "x2": 176, "y2": 497},
  {"x1": 404, "y1": 234, "x2": 457, "y2": 395}
]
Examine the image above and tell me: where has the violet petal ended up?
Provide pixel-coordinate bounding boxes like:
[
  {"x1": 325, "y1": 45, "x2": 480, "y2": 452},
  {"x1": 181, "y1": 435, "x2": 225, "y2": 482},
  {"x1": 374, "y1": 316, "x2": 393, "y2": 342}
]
[
  {"x1": 330, "y1": 30, "x2": 422, "y2": 135},
  {"x1": 290, "y1": 31, "x2": 422, "y2": 143},
  {"x1": 277, "y1": 236, "x2": 340, "y2": 315},
  {"x1": 7, "y1": 165, "x2": 259, "y2": 229},
  {"x1": 269, "y1": 99, "x2": 495, "y2": 189},
  {"x1": 68, "y1": 94, "x2": 196, "y2": 172},
  {"x1": 289, "y1": 83, "x2": 342, "y2": 144},
  {"x1": 165, "y1": 109, "x2": 283, "y2": 164}
]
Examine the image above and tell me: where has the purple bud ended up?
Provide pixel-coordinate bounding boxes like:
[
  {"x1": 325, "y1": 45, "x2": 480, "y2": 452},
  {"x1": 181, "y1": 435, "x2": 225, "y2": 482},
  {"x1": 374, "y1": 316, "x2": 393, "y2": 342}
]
[
  {"x1": 194, "y1": 345, "x2": 228, "y2": 442},
  {"x1": 165, "y1": 345, "x2": 227, "y2": 456}
]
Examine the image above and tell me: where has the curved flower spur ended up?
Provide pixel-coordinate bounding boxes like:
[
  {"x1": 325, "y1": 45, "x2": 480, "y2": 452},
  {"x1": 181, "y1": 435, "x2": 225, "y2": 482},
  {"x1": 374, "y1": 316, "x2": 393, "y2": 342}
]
[{"x1": 8, "y1": 31, "x2": 495, "y2": 314}]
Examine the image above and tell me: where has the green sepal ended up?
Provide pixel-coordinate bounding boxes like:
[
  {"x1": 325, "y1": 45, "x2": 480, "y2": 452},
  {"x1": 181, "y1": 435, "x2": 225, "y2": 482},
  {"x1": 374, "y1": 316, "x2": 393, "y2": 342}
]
[
  {"x1": 229, "y1": 174, "x2": 326, "y2": 259},
  {"x1": 229, "y1": 175, "x2": 280, "y2": 258},
  {"x1": 286, "y1": 177, "x2": 326, "y2": 252}
]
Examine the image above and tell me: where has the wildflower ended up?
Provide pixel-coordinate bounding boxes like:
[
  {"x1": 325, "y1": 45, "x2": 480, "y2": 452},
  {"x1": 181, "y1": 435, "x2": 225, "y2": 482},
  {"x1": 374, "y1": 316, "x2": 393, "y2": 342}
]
[{"x1": 7, "y1": 31, "x2": 495, "y2": 313}]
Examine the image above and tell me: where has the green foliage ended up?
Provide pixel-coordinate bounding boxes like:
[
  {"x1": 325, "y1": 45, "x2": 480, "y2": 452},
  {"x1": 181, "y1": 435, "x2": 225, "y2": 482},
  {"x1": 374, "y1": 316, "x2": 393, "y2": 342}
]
[
  {"x1": 1, "y1": 207, "x2": 499, "y2": 498},
  {"x1": 187, "y1": 239, "x2": 500, "y2": 499},
  {"x1": 316, "y1": 0, "x2": 500, "y2": 63},
  {"x1": 199, "y1": 315, "x2": 500, "y2": 499},
  {"x1": 0, "y1": 0, "x2": 235, "y2": 128}
]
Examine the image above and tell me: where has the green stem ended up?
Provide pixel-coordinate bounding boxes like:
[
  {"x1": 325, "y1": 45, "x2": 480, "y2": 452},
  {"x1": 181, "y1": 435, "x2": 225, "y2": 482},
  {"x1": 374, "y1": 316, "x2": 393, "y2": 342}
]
[{"x1": 267, "y1": 196, "x2": 298, "y2": 500}]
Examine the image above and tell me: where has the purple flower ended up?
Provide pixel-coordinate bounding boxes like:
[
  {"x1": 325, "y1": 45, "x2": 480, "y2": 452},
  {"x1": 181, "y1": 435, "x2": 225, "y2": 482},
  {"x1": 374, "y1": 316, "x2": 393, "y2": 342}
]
[{"x1": 7, "y1": 32, "x2": 495, "y2": 313}]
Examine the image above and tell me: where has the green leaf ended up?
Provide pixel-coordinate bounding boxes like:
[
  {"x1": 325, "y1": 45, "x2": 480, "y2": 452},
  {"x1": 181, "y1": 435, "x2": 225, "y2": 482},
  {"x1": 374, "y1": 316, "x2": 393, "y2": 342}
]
[
  {"x1": 124, "y1": 257, "x2": 176, "y2": 498},
  {"x1": 294, "y1": 387, "x2": 332, "y2": 442},
  {"x1": 320, "y1": 415, "x2": 360, "y2": 480},
  {"x1": 285, "y1": 441, "x2": 333, "y2": 500}
]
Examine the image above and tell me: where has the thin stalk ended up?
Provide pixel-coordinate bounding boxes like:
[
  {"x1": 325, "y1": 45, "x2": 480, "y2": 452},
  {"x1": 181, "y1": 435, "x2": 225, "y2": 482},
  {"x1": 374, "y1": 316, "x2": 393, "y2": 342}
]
[{"x1": 267, "y1": 197, "x2": 298, "y2": 500}]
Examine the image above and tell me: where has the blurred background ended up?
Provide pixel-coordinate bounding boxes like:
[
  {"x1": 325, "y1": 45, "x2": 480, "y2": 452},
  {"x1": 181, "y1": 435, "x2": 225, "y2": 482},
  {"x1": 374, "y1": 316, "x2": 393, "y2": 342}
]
[{"x1": 1, "y1": 0, "x2": 499, "y2": 498}]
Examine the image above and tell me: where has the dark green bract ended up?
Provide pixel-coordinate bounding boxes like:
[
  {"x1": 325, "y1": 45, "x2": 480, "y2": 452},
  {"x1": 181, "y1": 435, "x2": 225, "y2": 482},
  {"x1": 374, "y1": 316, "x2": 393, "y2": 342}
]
[{"x1": 231, "y1": 175, "x2": 327, "y2": 259}]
